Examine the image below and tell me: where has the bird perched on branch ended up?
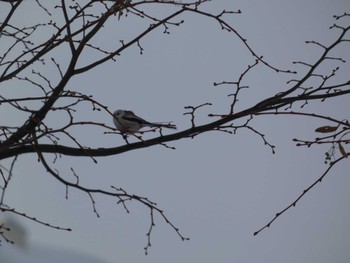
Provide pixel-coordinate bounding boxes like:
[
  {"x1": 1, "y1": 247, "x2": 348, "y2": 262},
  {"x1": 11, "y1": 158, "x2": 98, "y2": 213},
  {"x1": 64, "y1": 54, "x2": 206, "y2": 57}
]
[{"x1": 113, "y1": 109, "x2": 176, "y2": 133}]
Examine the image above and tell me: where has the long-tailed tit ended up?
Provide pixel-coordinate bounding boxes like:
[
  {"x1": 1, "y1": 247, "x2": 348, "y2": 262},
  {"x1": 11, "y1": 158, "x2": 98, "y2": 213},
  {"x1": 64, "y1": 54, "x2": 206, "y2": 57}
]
[{"x1": 113, "y1": 109, "x2": 176, "y2": 133}]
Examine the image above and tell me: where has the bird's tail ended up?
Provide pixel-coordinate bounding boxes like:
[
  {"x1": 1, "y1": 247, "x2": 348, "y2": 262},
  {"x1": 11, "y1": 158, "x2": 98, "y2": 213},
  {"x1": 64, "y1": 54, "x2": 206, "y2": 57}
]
[{"x1": 150, "y1": 122, "x2": 177, "y2": 130}]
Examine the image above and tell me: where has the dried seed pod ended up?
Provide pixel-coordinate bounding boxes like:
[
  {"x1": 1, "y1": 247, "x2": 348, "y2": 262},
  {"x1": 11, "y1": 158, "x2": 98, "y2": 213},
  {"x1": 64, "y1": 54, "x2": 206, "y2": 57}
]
[
  {"x1": 338, "y1": 143, "x2": 348, "y2": 158},
  {"x1": 315, "y1": 126, "x2": 338, "y2": 133}
]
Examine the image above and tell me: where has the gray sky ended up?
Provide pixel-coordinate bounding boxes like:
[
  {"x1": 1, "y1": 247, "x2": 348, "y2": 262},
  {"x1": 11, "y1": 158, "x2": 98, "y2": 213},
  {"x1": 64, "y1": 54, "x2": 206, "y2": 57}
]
[{"x1": 1, "y1": 0, "x2": 350, "y2": 262}]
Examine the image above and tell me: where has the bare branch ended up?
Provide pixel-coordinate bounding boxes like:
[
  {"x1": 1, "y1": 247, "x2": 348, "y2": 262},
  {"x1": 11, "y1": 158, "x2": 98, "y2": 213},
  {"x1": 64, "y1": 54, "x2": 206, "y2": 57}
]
[{"x1": 253, "y1": 156, "x2": 346, "y2": 236}]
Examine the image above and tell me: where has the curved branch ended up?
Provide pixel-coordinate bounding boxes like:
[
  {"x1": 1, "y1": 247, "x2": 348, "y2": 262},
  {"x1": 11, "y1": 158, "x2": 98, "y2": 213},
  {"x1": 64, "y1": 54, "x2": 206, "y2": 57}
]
[
  {"x1": 253, "y1": 156, "x2": 347, "y2": 236},
  {"x1": 31, "y1": 130, "x2": 188, "y2": 253},
  {"x1": 74, "y1": 7, "x2": 186, "y2": 74}
]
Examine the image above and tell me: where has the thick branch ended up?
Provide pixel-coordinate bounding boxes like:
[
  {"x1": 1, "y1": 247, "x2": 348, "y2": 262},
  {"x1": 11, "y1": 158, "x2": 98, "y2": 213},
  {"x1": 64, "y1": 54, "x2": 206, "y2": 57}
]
[{"x1": 0, "y1": 3, "x2": 119, "y2": 153}]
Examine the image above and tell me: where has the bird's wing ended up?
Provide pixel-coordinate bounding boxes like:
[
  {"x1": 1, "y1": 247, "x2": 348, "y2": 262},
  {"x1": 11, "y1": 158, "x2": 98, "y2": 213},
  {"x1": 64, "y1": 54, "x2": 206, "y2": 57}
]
[{"x1": 122, "y1": 114, "x2": 150, "y2": 125}]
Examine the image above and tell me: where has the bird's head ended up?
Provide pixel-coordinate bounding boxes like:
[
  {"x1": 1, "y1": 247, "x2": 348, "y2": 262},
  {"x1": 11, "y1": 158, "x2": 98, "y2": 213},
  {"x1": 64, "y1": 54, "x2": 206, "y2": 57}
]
[{"x1": 113, "y1": 109, "x2": 125, "y2": 118}]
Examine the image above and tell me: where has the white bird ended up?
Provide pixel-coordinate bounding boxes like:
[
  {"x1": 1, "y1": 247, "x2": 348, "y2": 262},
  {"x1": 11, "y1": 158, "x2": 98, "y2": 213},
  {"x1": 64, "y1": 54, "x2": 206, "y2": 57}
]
[{"x1": 113, "y1": 109, "x2": 176, "y2": 133}]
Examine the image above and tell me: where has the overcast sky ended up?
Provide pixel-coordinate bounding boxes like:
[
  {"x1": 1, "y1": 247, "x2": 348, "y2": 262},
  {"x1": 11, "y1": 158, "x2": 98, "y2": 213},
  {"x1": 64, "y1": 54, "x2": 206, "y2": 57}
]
[{"x1": 1, "y1": 1, "x2": 350, "y2": 262}]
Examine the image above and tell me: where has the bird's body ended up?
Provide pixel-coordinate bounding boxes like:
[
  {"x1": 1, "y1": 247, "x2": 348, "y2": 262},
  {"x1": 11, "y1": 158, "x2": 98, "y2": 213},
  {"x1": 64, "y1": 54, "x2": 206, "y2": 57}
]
[{"x1": 113, "y1": 109, "x2": 176, "y2": 133}]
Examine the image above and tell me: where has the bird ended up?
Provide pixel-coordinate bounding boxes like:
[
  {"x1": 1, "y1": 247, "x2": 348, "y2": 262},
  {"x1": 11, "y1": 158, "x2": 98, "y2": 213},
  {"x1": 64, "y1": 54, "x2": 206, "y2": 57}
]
[{"x1": 113, "y1": 109, "x2": 176, "y2": 133}]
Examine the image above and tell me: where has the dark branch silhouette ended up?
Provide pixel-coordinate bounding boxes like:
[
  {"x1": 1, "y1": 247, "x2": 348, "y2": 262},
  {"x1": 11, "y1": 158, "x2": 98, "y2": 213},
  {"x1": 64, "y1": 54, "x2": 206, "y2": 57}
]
[{"x1": 0, "y1": 0, "x2": 349, "y2": 253}]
